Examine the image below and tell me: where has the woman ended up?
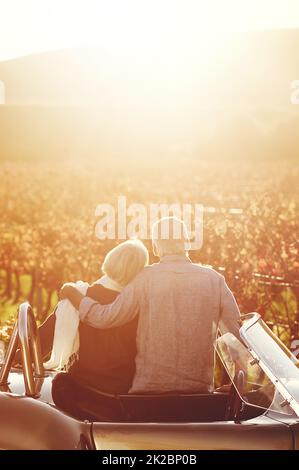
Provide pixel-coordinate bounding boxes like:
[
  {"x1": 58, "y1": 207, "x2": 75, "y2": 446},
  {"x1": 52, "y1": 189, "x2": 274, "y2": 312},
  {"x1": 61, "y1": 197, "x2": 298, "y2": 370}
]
[{"x1": 18, "y1": 240, "x2": 149, "y2": 419}]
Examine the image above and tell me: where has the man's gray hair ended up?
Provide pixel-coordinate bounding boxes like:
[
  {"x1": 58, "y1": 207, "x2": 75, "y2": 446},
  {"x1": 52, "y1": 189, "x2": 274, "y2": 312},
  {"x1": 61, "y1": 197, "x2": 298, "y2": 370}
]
[{"x1": 151, "y1": 216, "x2": 190, "y2": 257}]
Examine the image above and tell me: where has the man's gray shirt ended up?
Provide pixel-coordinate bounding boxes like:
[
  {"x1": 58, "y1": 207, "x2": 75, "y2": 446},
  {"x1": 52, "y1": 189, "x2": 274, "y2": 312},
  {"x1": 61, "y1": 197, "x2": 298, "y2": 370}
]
[{"x1": 79, "y1": 254, "x2": 240, "y2": 394}]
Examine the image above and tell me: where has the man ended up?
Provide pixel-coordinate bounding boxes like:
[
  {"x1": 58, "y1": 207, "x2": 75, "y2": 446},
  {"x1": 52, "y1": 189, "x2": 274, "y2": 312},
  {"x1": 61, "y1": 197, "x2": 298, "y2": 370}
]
[{"x1": 61, "y1": 216, "x2": 240, "y2": 394}]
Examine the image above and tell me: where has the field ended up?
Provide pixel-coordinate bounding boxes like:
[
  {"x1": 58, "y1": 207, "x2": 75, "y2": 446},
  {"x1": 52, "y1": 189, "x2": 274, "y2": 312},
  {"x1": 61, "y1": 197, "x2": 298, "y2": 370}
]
[{"x1": 0, "y1": 156, "x2": 298, "y2": 347}]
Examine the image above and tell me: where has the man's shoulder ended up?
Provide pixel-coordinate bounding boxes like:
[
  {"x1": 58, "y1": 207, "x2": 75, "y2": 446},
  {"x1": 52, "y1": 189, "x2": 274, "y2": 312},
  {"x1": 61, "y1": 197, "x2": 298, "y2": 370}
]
[
  {"x1": 191, "y1": 263, "x2": 224, "y2": 280},
  {"x1": 132, "y1": 263, "x2": 159, "y2": 280},
  {"x1": 135, "y1": 262, "x2": 223, "y2": 279},
  {"x1": 125, "y1": 264, "x2": 155, "y2": 286}
]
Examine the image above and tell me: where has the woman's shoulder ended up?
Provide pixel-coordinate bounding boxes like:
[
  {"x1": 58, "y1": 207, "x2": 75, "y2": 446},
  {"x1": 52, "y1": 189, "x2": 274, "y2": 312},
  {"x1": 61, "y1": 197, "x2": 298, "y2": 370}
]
[{"x1": 87, "y1": 282, "x2": 119, "y2": 304}]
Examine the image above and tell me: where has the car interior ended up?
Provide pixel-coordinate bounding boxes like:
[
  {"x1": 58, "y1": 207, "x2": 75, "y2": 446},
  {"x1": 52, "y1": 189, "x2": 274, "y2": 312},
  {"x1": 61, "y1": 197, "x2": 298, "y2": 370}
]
[{"x1": 68, "y1": 382, "x2": 268, "y2": 423}]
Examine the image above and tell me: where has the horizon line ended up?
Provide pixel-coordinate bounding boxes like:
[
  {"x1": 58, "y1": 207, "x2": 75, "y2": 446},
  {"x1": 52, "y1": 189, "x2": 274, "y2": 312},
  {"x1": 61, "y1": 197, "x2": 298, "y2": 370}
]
[{"x1": 1, "y1": 26, "x2": 299, "y2": 63}]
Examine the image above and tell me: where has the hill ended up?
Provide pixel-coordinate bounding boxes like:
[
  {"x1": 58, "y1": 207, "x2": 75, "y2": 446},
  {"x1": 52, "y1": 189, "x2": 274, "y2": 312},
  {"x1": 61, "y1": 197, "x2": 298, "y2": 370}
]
[{"x1": 0, "y1": 30, "x2": 298, "y2": 162}]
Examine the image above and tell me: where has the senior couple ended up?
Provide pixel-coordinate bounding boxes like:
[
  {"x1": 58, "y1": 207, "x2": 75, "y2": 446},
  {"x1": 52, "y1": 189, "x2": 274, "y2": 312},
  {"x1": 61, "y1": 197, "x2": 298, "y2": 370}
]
[{"x1": 36, "y1": 216, "x2": 240, "y2": 420}]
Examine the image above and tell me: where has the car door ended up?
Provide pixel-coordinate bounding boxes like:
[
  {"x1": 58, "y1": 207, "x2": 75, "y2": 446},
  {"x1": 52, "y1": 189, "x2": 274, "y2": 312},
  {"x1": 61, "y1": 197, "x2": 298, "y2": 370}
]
[{"x1": 92, "y1": 415, "x2": 293, "y2": 450}]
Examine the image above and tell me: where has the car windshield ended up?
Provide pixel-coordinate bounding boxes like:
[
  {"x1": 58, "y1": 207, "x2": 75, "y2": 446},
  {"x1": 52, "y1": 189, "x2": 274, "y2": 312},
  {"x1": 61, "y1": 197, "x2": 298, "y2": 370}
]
[
  {"x1": 215, "y1": 332, "x2": 294, "y2": 416},
  {"x1": 240, "y1": 316, "x2": 299, "y2": 416}
]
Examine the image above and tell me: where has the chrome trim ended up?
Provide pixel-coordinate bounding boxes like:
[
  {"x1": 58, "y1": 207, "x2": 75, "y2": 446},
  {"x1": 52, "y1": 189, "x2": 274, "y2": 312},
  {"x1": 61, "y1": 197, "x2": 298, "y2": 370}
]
[
  {"x1": 0, "y1": 302, "x2": 45, "y2": 397},
  {"x1": 240, "y1": 312, "x2": 261, "y2": 333}
]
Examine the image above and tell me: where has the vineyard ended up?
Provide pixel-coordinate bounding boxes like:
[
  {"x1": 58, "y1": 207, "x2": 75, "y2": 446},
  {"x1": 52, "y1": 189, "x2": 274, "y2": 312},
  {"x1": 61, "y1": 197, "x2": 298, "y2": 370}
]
[{"x1": 0, "y1": 157, "x2": 298, "y2": 347}]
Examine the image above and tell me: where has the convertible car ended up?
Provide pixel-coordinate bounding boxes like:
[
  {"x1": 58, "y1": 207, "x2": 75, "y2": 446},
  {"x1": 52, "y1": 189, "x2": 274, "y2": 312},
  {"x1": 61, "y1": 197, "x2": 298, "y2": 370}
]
[{"x1": 0, "y1": 302, "x2": 298, "y2": 450}]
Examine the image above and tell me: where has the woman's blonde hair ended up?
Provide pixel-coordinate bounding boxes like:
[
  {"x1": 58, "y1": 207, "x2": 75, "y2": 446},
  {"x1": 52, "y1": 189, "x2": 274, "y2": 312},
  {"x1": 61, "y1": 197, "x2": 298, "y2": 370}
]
[{"x1": 102, "y1": 239, "x2": 149, "y2": 287}]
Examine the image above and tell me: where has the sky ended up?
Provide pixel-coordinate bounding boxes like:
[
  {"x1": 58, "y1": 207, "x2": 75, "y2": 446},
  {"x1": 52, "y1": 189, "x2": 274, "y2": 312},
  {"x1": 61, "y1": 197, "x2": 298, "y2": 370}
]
[{"x1": 0, "y1": 0, "x2": 299, "y2": 61}]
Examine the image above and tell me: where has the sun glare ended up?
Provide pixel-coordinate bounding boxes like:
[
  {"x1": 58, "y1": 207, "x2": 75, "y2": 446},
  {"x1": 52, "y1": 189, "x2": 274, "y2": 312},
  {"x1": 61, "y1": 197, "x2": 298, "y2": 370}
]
[{"x1": 2, "y1": 0, "x2": 299, "y2": 62}]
